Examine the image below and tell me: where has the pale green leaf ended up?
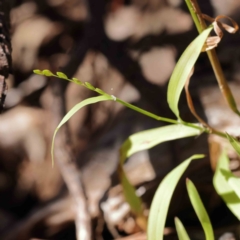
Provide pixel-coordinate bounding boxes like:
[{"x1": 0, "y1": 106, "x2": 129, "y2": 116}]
[
  {"x1": 167, "y1": 26, "x2": 213, "y2": 119},
  {"x1": 33, "y1": 69, "x2": 44, "y2": 75},
  {"x1": 42, "y1": 69, "x2": 54, "y2": 76},
  {"x1": 226, "y1": 133, "x2": 240, "y2": 156},
  {"x1": 56, "y1": 72, "x2": 68, "y2": 79},
  {"x1": 174, "y1": 217, "x2": 190, "y2": 240},
  {"x1": 119, "y1": 166, "x2": 143, "y2": 216},
  {"x1": 147, "y1": 154, "x2": 204, "y2": 240},
  {"x1": 213, "y1": 150, "x2": 240, "y2": 220},
  {"x1": 51, "y1": 95, "x2": 112, "y2": 166},
  {"x1": 218, "y1": 163, "x2": 240, "y2": 200},
  {"x1": 119, "y1": 124, "x2": 200, "y2": 223},
  {"x1": 186, "y1": 179, "x2": 214, "y2": 240},
  {"x1": 227, "y1": 173, "x2": 240, "y2": 199},
  {"x1": 120, "y1": 124, "x2": 201, "y2": 164}
]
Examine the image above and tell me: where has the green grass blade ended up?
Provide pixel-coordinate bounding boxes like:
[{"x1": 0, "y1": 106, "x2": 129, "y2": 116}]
[
  {"x1": 147, "y1": 154, "x2": 204, "y2": 240},
  {"x1": 119, "y1": 124, "x2": 201, "y2": 229},
  {"x1": 186, "y1": 179, "x2": 214, "y2": 240},
  {"x1": 174, "y1": 217, "x2": 191, "y2": 240},
  {"x1": 167, "y1": 26, "x2": 213, "y2": 120},
  {"x1": 120, "y1": 124, "x2": 201, "y2": 164},
  {"x1": 118, "y1": 166, "x2": 148, "y2": 230},
  {"x1": 226, "y1": 133, "x2": 240, "y2": 156},
  {"x1": 51, "y1": 95, "x2": 112, "y2": 166},
  {"x1": 57, "y1": 95, "x2": 112, "y2": 129},
  {"x1": 118, "y1": 165, "x2": 143, "y2": 216},
  {"x1": 213, "y1": 150, "x2": 240, "y2": 220}
]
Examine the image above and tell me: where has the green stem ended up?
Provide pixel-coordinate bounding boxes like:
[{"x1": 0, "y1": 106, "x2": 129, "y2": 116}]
[
  {"x1": 54, "y1": 74, "x2": 227, "y2": 139},
  {"x1": 116, "y1": 98, "x2": 226, "y2": 138},
  {"x1": 116, "y1": 98, "x2": 176, "y2": 124},
  {"x1": 185, "y1": 0, "x2": 203, "y2": 33},
  {"x1": 206, "y1": 51, "x2": 239, "y2": 115},
  {"x1": 185, "y1": 0, "x2": 240, "y2": 116}
]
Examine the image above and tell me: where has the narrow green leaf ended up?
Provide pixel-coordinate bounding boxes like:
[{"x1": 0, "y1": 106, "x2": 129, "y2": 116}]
[
  {"x1": 120, "y1": 124, "x2": 201, "y2": 164},
  {"x1": 56, "y1": 72, "x2": 68, "y2": 79},
  {"x1": 226, "y1": 133, "x2": 240, "y2": 156},
  {"x1": 33, "y1": 69, "x2": 44, "y2": 75},
  {"x1": 186, "y1": 179, "x2": 214, "y2": 240},
  {"x1": 42, "y1": 69, "x2": 54, "y2": 76},
  {"x1": 167, "y1": 26, "x2": 213, "y2": 119},
  {"x1": 218, "y1": 164, "x2": 240, "y2": 200},
  {"x1": 119, "y1": 124, "x2": 201, "y2": 225},
  {"x1": 51, "y1": 95, "x2": 112, "y2": 166},
  {"x1": 213, "y1": 150, "x2": 240, "y2": 220},
  {"x1": 174, "y1": 217, "x2": 191, "y2": 240},
  {"x1": 147, "y1": 154, "x2": 204, "y2": 240},
  {"x1": 119, "y1": 166, "x2": 143, "y2": 216}
]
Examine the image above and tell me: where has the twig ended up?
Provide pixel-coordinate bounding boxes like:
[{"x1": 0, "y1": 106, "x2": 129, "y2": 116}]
[{"x1": 46, "y1": 78, "x2": 92, "y2": 240}]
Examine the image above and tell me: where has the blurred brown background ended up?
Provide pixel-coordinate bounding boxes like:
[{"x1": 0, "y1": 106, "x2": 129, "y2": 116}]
[{"x1": 1, "y1": 0, "x2": 240, "y2": 239}]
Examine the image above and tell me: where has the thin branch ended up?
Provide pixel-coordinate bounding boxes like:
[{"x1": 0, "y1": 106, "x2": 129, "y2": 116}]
[{"x1": 46, "y1": 78, "x2": 92, "y2": 240}]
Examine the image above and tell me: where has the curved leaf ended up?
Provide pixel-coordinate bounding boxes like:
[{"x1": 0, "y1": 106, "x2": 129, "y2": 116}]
[
  {"x1": 213, "y1": 150, "x2": 240, "y2": 220},
  {"x1": 174, "y1": 217, "x2": 190, "y2": 240},
  {"x1": 120, "y1": 124, "x2": 201, "y2": 164},
  {"x1": 119, "y1": 124, "x2": 201, "y2": 229},
  {"x1": 167, "y1": 26, "x2": 213, "y2": 119},
  {"x1": 51, "y1": 95, "x2": 112, "y2": 166},
  {"x1": 147, "y1": 154, "x2": 204, "y2": 240},
  {"x1": 118, "y1": 164, "x2": 147, "y2": 231},
  {"x1": 186, "y1": 179, "x2": 214, "y2": 240}
]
